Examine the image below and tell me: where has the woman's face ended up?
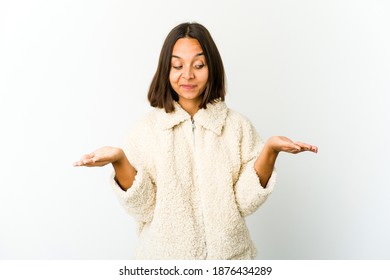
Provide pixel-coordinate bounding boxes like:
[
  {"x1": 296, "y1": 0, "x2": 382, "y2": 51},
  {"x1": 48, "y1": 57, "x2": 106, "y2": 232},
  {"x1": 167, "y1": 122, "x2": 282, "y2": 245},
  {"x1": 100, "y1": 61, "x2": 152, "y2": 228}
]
[{"x1": 169, "y1": 38, "x2": 209, "y2": 107}]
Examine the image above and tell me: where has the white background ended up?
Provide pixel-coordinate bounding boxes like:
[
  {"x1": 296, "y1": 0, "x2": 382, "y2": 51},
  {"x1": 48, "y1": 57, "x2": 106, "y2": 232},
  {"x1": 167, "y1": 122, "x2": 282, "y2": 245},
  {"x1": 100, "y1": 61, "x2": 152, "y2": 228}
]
[{"x1": 0, "y1": 0, "x2": 389, "y2": 259}]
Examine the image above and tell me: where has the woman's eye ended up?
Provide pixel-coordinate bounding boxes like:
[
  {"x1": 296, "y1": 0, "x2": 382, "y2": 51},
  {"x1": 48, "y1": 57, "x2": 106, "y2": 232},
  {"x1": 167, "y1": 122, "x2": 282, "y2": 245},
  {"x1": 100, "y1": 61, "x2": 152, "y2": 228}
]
[
  {"x1": 195, "y1": 64, "x2": 205, "y2": 69},
  {"x1": 172, "y1": 66, "x2": 182, "y2": 70}
]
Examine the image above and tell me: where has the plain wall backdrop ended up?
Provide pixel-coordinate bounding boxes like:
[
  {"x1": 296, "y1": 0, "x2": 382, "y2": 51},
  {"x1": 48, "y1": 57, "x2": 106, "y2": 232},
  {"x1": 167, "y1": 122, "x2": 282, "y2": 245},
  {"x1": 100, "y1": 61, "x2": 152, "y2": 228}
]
[{"x1": 0, "y1": 0, "x2": 389, "y2": 259}]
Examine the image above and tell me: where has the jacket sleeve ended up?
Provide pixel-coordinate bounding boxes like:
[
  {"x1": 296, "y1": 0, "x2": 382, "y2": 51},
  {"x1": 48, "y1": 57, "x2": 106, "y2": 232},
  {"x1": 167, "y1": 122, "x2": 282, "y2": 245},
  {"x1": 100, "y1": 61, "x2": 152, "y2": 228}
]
[
  {"x1": 110, "y1": 120, "x2": 156, "y2": 224},
  {"x1": 233, "y1": 118, "x2": 277, "y2": 217}
]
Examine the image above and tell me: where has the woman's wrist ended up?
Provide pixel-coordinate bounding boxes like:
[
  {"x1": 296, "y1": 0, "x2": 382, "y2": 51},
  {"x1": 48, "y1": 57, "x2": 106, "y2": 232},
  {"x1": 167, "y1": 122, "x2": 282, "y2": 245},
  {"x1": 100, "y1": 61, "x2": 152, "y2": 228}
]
[
  {"x1": 264, "y1": 137, "x2": 280, "y2": 157},
  {"x1": 112, "y1": 148, "x2": 126, "y2": 168},
  {"x1": 111, "y1": 149, "x2": 136, "y2": 191}
]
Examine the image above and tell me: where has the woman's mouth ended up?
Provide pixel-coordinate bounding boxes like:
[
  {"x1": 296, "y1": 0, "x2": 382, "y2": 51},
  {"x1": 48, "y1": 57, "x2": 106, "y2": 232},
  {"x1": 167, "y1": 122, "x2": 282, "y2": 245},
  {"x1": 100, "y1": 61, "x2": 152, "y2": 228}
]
[{"x1": 180, "y1": 84, "x2": 196, "y2": 90}]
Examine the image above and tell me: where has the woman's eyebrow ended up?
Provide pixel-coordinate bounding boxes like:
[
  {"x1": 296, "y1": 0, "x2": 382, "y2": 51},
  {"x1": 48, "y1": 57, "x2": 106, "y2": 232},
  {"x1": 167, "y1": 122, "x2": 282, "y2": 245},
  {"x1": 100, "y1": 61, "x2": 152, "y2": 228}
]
[{"x1": 171, "y1": 52, "x2": 205, "y2": 59}]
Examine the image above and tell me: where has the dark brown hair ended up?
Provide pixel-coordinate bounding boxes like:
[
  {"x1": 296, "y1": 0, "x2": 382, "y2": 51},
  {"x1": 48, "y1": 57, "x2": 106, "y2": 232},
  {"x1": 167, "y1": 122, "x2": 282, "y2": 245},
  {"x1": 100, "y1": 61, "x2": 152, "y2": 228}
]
[{"x1": 148, "y1": 22, "x2": 226, "y2": 113}]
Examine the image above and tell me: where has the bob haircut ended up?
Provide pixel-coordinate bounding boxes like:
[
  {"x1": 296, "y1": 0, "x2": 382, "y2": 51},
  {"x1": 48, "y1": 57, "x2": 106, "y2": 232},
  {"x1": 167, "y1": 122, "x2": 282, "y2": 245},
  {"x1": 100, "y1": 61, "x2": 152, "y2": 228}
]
[{"x1": 148, "y1": 22, "x2": 226, "y2": 113}]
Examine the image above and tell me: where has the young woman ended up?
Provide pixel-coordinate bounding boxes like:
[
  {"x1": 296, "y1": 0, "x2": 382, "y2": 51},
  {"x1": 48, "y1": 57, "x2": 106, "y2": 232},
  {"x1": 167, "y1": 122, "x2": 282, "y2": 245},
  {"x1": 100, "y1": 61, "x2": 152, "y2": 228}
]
[{"x1": 74, "y1": 22, "x2": 317, "y2": 259}]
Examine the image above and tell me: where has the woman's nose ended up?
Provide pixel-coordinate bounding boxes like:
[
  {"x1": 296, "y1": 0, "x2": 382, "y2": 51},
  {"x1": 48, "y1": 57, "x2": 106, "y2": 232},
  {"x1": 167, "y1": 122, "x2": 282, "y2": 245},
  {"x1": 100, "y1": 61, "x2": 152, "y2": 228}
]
[{"x1": 182, "y1": 66, "x2": 194, "y2": 80}]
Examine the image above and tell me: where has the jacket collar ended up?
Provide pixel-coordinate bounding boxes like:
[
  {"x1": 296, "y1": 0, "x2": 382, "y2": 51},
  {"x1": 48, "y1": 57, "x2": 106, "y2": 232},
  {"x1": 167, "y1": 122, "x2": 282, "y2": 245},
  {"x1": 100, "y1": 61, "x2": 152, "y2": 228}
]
[{"x1": 156, "y1": 100, "x2": 228, "y2": 135}]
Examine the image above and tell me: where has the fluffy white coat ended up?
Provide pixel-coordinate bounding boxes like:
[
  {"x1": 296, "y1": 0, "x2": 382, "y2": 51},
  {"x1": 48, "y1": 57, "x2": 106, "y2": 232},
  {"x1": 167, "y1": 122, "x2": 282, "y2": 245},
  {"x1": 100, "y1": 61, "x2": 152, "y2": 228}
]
[{"x1": 111, "y1": 101, "x2": 276, "y2": 259}]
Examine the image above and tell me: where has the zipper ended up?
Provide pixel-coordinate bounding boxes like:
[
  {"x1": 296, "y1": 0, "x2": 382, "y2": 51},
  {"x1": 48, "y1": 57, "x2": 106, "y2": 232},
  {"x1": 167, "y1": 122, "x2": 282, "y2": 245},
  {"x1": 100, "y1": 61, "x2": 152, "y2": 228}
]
[
  {"x1": 191, "y1": 118, "x2": 196, "y2": 142},
  {"x1": 191, "y1": 118, "x2": 208, "y2": 258}
]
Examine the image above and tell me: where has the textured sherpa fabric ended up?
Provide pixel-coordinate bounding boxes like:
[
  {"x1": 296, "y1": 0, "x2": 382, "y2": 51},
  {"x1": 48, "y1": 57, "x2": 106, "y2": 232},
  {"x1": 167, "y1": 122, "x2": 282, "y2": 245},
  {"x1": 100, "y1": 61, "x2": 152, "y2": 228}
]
[{"x1": 111, "y1": 100, "x2": 276, "y2": 260}]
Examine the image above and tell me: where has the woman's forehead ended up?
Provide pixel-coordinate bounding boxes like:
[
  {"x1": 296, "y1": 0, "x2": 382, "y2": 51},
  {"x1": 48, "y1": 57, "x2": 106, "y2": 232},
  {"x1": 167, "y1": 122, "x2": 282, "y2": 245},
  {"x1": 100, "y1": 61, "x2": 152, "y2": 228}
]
[{"x1": 171, "y1": 38, "x2": 204, "y2": 59}]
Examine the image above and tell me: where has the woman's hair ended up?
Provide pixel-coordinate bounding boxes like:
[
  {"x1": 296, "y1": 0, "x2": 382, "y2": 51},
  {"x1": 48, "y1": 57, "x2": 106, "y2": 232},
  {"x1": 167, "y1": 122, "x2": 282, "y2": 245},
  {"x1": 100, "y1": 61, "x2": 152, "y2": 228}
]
[{"x1": 148, "y1": 22, "x2": 226, "y2": 113}]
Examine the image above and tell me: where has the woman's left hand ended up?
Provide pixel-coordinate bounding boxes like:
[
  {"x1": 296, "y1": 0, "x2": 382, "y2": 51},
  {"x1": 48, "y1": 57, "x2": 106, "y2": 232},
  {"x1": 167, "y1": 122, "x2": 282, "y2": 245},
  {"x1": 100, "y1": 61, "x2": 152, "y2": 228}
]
[
  {"x1": 265, "y1": 136, "x2": 318, "y2": 154},
  {"x1": 254, "y1": 136, "x2": 317, "y2": 187}
]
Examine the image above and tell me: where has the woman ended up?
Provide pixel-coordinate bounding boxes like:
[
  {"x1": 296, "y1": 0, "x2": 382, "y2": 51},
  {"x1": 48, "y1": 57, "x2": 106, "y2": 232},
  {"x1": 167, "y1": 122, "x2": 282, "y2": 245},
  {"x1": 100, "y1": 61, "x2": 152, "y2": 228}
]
[{"x1": 74, "y1": 22, "x2": 317, "y2": 259}]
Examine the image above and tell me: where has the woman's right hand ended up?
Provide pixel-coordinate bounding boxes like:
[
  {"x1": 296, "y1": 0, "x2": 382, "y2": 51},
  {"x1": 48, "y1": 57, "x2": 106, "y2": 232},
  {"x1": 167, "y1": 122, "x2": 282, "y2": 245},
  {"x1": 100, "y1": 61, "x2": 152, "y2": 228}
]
[{"x1": 73, "y1": 146, "x2": 125, "y2": 167}]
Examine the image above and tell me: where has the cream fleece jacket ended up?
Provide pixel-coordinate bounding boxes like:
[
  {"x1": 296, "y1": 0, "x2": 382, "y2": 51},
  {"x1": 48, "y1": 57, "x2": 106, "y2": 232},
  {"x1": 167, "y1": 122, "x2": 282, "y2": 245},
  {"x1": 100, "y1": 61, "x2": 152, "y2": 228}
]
[{"x1": 111, "y1": 100, "x2": 276, "y2": 259}]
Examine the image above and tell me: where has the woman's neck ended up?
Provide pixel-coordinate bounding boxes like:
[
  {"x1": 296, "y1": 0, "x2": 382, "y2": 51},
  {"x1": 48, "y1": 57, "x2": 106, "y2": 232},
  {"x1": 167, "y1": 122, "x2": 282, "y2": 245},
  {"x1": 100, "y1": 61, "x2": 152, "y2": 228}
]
[{"x1": 178, "y1": 99, "x2": 201, "y2": 117}]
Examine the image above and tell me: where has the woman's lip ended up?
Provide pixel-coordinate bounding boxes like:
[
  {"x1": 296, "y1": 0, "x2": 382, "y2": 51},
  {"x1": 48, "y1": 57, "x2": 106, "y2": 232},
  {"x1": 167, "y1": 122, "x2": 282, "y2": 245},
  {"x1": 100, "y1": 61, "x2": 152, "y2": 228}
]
[{"x1": 180, "y1": 84, "x2": 196, "y2": 90}]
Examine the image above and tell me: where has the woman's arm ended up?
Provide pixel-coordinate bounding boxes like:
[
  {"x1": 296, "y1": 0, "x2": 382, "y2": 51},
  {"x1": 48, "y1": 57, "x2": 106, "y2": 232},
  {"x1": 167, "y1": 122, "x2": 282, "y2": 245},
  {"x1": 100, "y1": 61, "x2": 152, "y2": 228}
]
[
  {"x1": 73, "y1": 146, "x2": 137, "y2": 191},
  {"x1": 254, "y1": 136, "x2": 318, "y2": 187}
]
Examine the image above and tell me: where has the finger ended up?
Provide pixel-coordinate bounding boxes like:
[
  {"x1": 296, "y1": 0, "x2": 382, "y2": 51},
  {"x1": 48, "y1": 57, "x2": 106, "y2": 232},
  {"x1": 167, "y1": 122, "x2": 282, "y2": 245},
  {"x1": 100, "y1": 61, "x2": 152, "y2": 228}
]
[
  {"x1": 82, "y1": 157, "x2": 97, "y2": 165},
  {"x1": 290, "y1": 144, "x2": 302, "y2": 153},
  {"x1": 295, "y1": 142, "x2": 318, "y2": 153},
  {"x1": 73, "y1": 161, "x2": 82, "y2": 167},
  {"x1": 307, "y1": 145, "x2": 318, "y2": 153},
  {"x1": 83, "y1": 153, "x2": 96, "y2": 160},
  {"x1": 73, "y1": 159, "x2": 93, "y2": 167}
]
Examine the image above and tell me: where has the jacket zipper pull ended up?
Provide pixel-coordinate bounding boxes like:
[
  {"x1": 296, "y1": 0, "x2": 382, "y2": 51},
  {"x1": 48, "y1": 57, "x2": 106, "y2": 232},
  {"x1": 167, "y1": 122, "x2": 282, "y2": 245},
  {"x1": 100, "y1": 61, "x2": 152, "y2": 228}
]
[{"x1": 191, "y1": 118, "x2": 196, "y2": 131}]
